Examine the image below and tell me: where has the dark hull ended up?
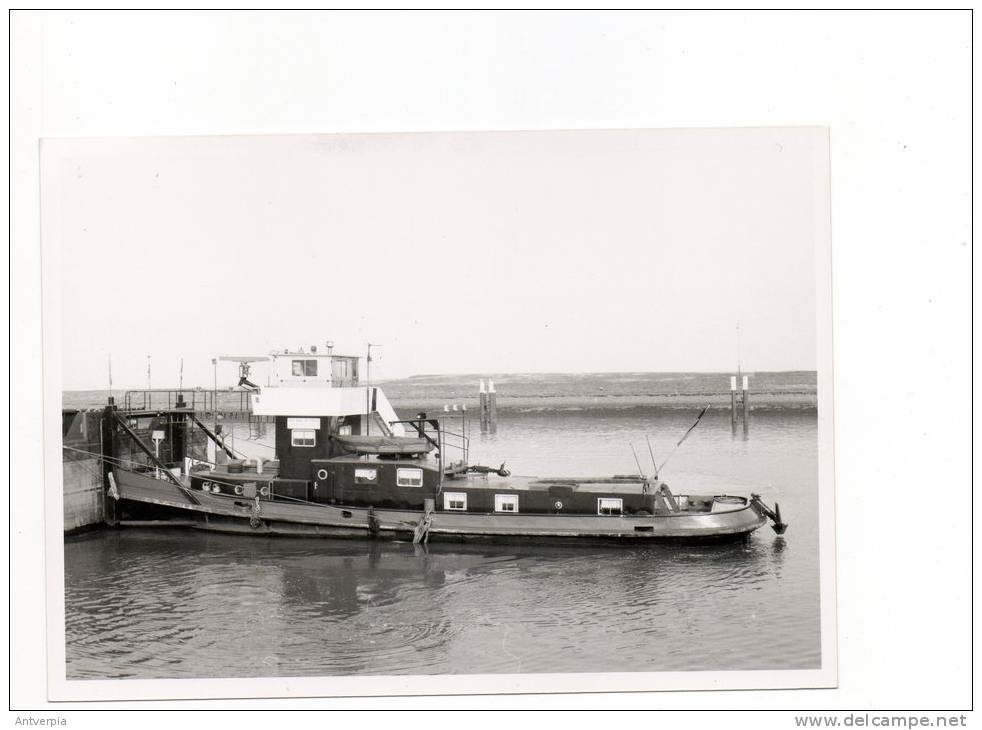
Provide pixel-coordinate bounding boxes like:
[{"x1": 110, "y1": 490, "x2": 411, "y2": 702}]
[{"x1": 112, "y1": 468, "x2": 769, "y2": 545}]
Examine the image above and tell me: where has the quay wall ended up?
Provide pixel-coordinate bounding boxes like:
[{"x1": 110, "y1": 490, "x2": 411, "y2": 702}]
[
  {"x1": 61, "y1": 407, "x2": 213, "y2": 534},
  {"x1": 63, "y1": 455, "x2": 104, "y2": 532},
  {"x1": 62, "y1": 410, "x2": 105, "y2": 533}
]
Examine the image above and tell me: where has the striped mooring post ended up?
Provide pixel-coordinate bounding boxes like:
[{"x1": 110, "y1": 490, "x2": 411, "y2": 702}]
[
  {"x1": 730, "y1": 375, "x2": 750, "y2": 440},
  {"x1": 730, "y1": 375, "x2": 751, "y2": 439}
]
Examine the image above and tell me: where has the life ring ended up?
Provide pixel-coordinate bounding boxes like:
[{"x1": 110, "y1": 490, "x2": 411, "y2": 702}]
[
  {"x1": 211, "y1": 484, "x2": 222, "y2": 494},
  {"x1": 554, "y1": 500, "x2": 564, "y2": 510},
  {"x1": 234, "y1": 485, "x2": 243, "y2": 496},
  {"x1": 259, "y1": 486, "x2": 270, "y2": 497},
  {"x1": 317, "y1": 468, "x2": 329, "y2": 480}
]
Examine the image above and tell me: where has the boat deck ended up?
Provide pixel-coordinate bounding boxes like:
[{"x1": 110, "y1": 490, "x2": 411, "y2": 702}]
[
  {"x1": 112, "y1": 467, "x2": 768, "y2": 542},
  {"x1": 445, "y1": 473, "x2": 647, "y2": 493},
  {"x1": 190, "y1": 466, "x2": 743, "y2": 512}
]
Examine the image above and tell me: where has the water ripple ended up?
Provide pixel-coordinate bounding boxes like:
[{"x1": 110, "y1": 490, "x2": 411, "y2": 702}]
[{"x1": 65, "y1": 412, "x2": 821, "y2": 678}]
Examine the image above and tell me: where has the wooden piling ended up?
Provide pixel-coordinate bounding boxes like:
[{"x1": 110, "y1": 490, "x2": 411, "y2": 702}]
[
  {"x1": 488, "y1": 378, "x2": 497, "y2": 434},
  {"x1": 100, "y1": 404, "x2": 118, "y2": 526},
  {"x1": 741, "y1": 375, "x2": 750, "y2": 439},
  {"x1": 479, "y1": 379, "x2": 488, "y2": 433},
  {"x1": 730, "y1": 376, "x2": 738, "y2": 436}
]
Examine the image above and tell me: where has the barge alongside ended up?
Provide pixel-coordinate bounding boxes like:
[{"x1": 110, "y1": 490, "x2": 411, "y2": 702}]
[{"x1": 98, "y1": 347, "x2": 788, "y2": 544}]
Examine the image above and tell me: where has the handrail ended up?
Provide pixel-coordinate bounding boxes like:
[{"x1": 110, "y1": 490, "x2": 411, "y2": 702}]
[{"x1": 121, "y1": 388, "x2": 256, "y2": 415}]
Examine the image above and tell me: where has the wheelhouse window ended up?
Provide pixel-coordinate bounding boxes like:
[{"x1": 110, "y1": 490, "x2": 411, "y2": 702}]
[
  {"x1": 494, "y1": 494, "x2": 519, "y2": 513},
  {"x1": 598, "y1": 498, "x2": 623, "y2": 516},
  {"x1": 397, "y1": 468, "x2": 423, "y2": 487},
  {"x1": 354, "y1": 468, "x2": 377, "y2": 484},
  {"x1": 337, "y1": 424, "x2": 352, "y2": 436},
  {"x1": 291, "y1": 359, "x2": 318, "y2": 377},
  {"x1": 443, "y1": 492, "x2": 467, "y2": 511},
  {"x1": 291, "y1": 429, "x2": 316, "y2": 447}
]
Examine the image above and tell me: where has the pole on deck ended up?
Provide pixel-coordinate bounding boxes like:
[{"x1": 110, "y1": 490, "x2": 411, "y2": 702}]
[
  {"x1": 211, "y1": 358, "x2": 218, "y2": 430},
  {"x1": 730, "y1": 375, "x2": 738, "y2": 437}
]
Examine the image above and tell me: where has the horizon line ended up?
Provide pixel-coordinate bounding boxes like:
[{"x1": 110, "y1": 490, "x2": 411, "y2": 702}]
[{"x1": 63, "y1": 368, "x2": 818, "y2": 392}]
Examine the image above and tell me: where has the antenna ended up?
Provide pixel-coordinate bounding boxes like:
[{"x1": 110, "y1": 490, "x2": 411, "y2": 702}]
[
  {"x1": 179, "y1": 357, "x2": 184, "y2": 391},
  {"x1": 658, "y1": 405, "x2": 711, "y2": 474},
  {"x1": 147, "y1": 354, "x2": 152, "y2": 391},
  {"x1": 645, "y1": 435, "x2": 658, "y2": 479},
  {"x1": 629, "y1": 443, "x2": 645, "y2": 481}
]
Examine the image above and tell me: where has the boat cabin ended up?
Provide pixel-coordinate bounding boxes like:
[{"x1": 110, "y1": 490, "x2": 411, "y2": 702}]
[
  {"x1": 192, "y1": 347, "x2": 685, "y2": 519},
  {"x1": 268, "y1": 346, "x2": 360, "y2": 388}
]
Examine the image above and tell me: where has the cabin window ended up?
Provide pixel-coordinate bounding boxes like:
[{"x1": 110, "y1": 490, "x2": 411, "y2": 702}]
[
  {"x1": 598, "y1": 498, "x2": 623, "y2": 516},
  {"x1": 443, "y1": 492, "x2": 467, "y2": 511},
  {"x1": 291, "y1": 429, "x2": 316, "y2": 447},
  {"x1": 337, "y1": 424, "x2": 352, "y2": 436},
  {"x1": 291, "y1": 359, "x2": 318, "y2": 377},
  {"x1": 494, "y1": 494, "x2": 519, "y2": 513},
  {"x1": 354, "y1": 467, "x2": 377, "y2": 484},
  {"x1": 397, "y1": 468, "x2": 423, "y2": 487}
]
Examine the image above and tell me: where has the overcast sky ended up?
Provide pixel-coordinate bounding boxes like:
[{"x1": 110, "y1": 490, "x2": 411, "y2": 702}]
[{"x1": 44, "y1": 128, "x2": 827, "y2": 390}]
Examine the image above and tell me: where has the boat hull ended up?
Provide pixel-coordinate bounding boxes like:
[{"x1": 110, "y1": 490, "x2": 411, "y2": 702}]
[{"x1": 112, "y1": 468, "x2": 769, "y2": 545}]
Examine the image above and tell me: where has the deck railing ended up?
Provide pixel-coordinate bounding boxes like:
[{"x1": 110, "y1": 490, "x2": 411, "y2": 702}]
[{"x1": 122, "y1": 389, "x2": 256, "y2": 416}]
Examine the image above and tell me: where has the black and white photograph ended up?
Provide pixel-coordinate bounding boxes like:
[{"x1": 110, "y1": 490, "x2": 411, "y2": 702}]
[
  {"x1": 45, "y1": 124, "x2": 835, "y2": 695},
  {"x1": 10, "y1": 9, "x2": 971, "y2": 719}
]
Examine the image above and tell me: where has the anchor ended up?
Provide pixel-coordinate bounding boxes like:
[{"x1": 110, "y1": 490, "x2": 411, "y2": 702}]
[
  {"x1": 750, "y1": 493, "x2": 788, "y2": 535},
  {"x1": 466, "y1": 462, "x2": 510, "y2": 477}
]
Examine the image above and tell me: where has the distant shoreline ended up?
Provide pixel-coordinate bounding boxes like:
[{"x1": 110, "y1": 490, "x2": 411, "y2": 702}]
[{"x1": 63, "y1": 371, "x2": 817, "y2": 412}]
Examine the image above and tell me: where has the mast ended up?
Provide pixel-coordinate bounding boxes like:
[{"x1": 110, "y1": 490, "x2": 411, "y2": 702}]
[
  {"x1": 365, "y1": 343, "x2": 380, "y2": 436},
  {"x1": 107, "y1": 354, "x2": 114, "y2": 406},
  {"x1": 366, "y1": 344, "x2": 372, "y2": 436},
  {"x1": 736, "y1": 322, "x2": 741, "y2": 383}
]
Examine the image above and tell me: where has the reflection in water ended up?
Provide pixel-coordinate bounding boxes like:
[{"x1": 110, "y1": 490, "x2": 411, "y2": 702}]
[{"x1": 65, "y1": 409, "x2": 821, "y2": 678}]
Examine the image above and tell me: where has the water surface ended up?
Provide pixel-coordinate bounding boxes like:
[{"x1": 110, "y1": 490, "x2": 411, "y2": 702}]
[{"x1": 65, "y1": 405, "x2": 821, "y2": 678}]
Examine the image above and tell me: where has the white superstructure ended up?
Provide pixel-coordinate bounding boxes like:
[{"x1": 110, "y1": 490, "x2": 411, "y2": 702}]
[{"x1": 250, "y1": 345, "x2": 404, "y2": 436}]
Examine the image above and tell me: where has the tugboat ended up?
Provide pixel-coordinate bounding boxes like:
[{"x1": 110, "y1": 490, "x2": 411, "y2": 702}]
[{"x1": 107, "y1": 345, "x2": 788, "y2": 544}]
